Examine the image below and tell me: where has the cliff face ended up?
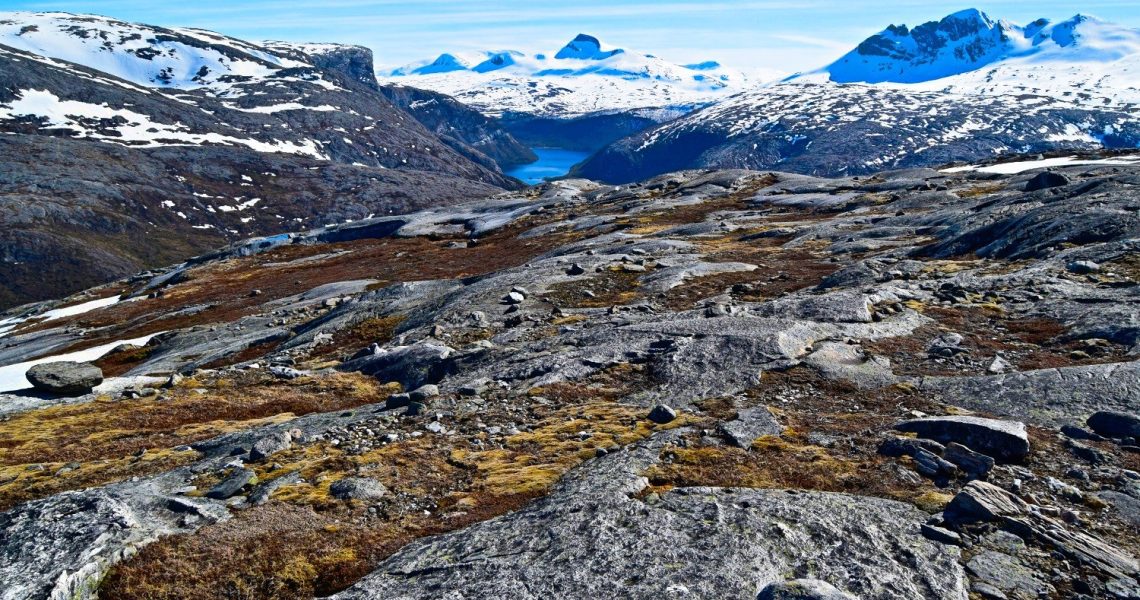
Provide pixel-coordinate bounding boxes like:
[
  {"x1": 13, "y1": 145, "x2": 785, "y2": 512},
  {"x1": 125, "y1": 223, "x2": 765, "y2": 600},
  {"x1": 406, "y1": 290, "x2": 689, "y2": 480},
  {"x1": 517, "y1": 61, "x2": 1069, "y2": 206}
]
[{"x1": 381, "y1": 84, "x2": 538, "y2": 169}]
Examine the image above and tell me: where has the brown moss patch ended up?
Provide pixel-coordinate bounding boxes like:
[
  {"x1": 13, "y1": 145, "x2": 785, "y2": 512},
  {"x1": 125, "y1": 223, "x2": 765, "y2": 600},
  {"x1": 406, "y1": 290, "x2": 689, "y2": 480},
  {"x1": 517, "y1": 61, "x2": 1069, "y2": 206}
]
[
  {"x1": 864, "y1": 306, "x2": 1130, "y2": 376},
  {"x1": 41, "y1": 217, "x2": 584, "y2": 363},
  {"x1": 0, "y1": 372, "x2": 387, "y2": 509},
  {"x1": 544, "y1": 268, "x2": 645, "y2": 308}
]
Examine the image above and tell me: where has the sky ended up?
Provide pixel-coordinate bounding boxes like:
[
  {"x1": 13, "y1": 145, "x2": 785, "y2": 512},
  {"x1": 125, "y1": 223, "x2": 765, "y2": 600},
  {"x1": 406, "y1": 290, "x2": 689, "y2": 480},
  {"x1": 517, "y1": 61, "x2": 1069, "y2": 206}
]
[{"x1": 2, "y1": 0, "x2": 1140, "y2": 74}]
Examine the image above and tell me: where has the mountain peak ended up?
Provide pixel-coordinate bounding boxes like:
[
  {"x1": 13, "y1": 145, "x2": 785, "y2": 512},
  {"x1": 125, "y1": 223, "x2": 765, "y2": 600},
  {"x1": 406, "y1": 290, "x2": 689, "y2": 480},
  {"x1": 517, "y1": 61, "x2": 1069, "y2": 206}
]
[{"x1": 554, "y1": 33, "x2": 624, "y2": 60}]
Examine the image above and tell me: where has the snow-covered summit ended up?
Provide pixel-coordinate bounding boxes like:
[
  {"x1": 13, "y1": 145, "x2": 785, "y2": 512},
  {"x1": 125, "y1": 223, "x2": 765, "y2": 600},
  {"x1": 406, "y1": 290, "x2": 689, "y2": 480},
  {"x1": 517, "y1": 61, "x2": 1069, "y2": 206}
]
[
  {"x1": 553, "y1": 34, "x2": 624, "y2": 60},
  {"x1": 0, "y1": 12, "x2": 316, "y2": 90},
  {"x1": 796, "y1": 9, "x2": 1140, "y2": 85}
]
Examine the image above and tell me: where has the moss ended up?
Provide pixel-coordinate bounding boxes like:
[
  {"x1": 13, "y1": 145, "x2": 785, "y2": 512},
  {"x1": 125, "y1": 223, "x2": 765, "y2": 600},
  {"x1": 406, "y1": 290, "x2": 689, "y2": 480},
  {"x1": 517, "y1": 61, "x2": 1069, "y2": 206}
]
[{"x1": 452, "y1": 403, "x2": 687, "y2": 498}]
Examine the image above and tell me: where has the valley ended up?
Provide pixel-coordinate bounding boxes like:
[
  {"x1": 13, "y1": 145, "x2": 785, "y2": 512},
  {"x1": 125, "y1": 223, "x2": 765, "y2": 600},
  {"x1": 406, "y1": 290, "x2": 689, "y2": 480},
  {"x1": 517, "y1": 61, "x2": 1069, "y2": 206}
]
[{"x1": 1, "y1": 6, "x2": 1140, "y2": 600}]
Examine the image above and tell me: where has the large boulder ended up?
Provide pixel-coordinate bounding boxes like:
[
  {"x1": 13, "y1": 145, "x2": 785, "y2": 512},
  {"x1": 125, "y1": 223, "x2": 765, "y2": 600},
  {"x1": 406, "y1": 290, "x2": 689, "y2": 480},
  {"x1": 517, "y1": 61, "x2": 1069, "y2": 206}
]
[
  {"x1": 1087, "y1": 411, "x2": 1140, "y2": 439},
  {"x1": 329, "y1": 477, "x2": 388, "y2": 501},
  {"x1": 894, "y1": 416, "x2": 1029, "y2": 463},
  {"x1": 25, "y1": 361, "x2": 103, "y2": 396},
  {"x1": 1024, "y1": 171, "x2": 1070, "y2": 192}
]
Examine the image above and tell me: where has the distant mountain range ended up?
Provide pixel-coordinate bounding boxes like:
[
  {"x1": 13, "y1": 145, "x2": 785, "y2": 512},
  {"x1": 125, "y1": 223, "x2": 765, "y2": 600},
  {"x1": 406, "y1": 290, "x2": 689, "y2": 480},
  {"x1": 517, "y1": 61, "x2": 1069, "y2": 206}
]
[
  {"x1": 574, "y1": 9, "x2": 1140, "y2": 183},
  {"x1": 383, "y1": 33, "x2": 751, "y2": 118}
]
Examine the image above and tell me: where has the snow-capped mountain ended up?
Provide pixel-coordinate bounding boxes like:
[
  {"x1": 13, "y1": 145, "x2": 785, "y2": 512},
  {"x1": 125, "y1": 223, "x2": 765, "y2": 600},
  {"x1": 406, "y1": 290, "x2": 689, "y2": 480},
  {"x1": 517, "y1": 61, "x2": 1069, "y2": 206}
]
[
  {"x1": 384, "y1": 34, "x2": 750, "y2": 118},
  {"x1": 792, "y1": 9, "x2": 1140, "y2": 105},
  {"x1": 0, "y1": 11, "x2": 527, "y2": 309},
  {"x1": 577, "y1": 10, "x2": 1140, "y2": 183}
]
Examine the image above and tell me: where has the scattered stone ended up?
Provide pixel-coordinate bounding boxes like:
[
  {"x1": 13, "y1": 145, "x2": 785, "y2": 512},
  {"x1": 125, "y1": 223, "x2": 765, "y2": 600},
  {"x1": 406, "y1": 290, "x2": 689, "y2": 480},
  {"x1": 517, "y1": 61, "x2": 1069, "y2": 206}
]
[
  {"x1": 249, "y1": 431, "x2": 292, "y2": 462},
  {"x1": 987, "y1": 356, "x2": 1013, "y2": 374},
  {"x1": 894, "y1": 416, "x2": 1029, "y2": 463},
  {"x1": 1024, "y1": 171, "x2": 1070, "y2": 192},
  {"x1": 1047, "y1": 476, "x2": 1086, "y2": 502},
  {"x1": 921, "y1": 523, "x2": 962, "y2": 546},
  {"x1": 405, "y1": 402, "x2": 427, "y2": 417},
  {"x1": 504, "y1": 291, "x2": 525, "y2": 304},
  {"x1": 719, "y1": 406, "x2": 782, "y2": 448},
  {"x1": 1067, "y1": 260, "x2": 1102, "y2": 275},
  {"x1": 386, "y1": 393, "x2": 411, "y2": 410},
  {"x1": 1088, "y1": 411, "x2": 1140, "y2": 439},
  {"x1": 928, "y1": 333, "x2": 967, "y2": 358},
  {"x1": 566, "y1": 264, "x2": 586, "y2": 276},
  {"x1": 329, "y1": 477, "x2": 388, "y2": 501},
  {"x1": 205, "y1": 468, "x2": 256, "y2": 500},
  {"x1": 943, "y1": 442, "x2": 995, "y2": 479},
  {"x1": 269, "y1": 365, "x2": 304, "y2": 380},
  {"x1": 647, "y1": 405, "x2": 677, "y2": 424},
  {"x1": 25, "y1": 361, "x2": 103, "y2": 396},
  {"x1": 409, "y1": 384, "x2": 440, "y2": 402},
  {"x1": 756, "y1": 579, "x2": 857, "y2": 600}
]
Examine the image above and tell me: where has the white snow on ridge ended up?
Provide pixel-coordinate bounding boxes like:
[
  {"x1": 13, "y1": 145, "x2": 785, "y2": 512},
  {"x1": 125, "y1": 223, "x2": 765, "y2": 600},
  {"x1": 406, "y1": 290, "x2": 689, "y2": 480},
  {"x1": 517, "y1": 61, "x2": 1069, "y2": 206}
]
[
  {"x1": 792, "y1": 10, "x2": 1140, "y2": 107},
  {"x1": 942, "y1": 155, "x2": 1140, "y2": 174},
  {"x1": 0, "y1": 88, "x2": 329, "y2": 158}
]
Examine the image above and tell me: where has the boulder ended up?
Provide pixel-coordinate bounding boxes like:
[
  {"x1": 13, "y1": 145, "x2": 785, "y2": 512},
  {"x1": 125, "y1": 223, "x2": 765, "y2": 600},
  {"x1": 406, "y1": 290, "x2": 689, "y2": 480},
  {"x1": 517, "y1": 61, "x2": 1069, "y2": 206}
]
[
  {"x1": 329, "y1": 477, "x2": 388, "y2": 501},
  {"x1": 25, "y1": 361, "x2": 103, "y2": 396},
  {"x1": 1024, "y1": 171, "x2": 1069, "y2": 192},
  {"x1": 894, "y1": 416, "x2": 1029, "y2": 462},
  {"x1": 249, "y1": 431, "x2": 292, "y2": 462},
  {"x1": 944, "y1": 481, "x2": 1028, "y2": 524},
  {"x1": 647, "y1": 405, "x2": 677, "y2": 424},
  {"x1": 943, "y1": 442, "x2": 995, "y2": 479},
  {"x1": 719, "y1": 406, "x2": 782, "y2": 448},
  {"x1": 205, "y1": 468, "x2": 257, "y2": 500},
  {"x1": 409, "y1": 384, "x2": 440, "y2": 402},
  {"x1": 1087, "y1": 411, "x2": 1140, "y2": 439},
  {"x1": 1067, "y1": 260, "x2": 1101, "y2": 275},
  {"x1": 757, "y1": 579, "x2": 857, "y2": 600}
]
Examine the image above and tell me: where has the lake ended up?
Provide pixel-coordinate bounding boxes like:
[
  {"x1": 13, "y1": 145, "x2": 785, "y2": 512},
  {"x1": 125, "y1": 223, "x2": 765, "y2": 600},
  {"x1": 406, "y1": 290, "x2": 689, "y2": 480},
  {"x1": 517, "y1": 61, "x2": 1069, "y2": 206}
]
[{"x1": 505, "y1": 147, "x2": 591, "y2": 185}]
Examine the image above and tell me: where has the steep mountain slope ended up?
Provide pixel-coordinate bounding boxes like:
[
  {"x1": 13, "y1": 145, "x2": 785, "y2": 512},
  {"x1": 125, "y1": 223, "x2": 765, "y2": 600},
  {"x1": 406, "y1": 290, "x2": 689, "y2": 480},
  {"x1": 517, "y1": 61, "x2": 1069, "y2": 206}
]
[
  {"x1": 379, "y1": 85, "x2": 537, "y2": 167},
  {"x1": 2, "y1": 161, "x2": 1140, "y2": 600},
  {"x1": 0, "y1": 12, "x2": 522, "y2": 309},
  {"x1": 575, "y1": 10, "x2": 1140, "y2": 183}
]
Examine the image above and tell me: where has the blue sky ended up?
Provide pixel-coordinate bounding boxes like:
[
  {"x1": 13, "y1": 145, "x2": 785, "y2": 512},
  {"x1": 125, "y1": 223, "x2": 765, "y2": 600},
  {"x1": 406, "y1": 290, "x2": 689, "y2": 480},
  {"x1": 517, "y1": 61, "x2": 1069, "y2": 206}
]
[{"x1": 3, "y1": 1, "x2": 1140, "y2": 73}]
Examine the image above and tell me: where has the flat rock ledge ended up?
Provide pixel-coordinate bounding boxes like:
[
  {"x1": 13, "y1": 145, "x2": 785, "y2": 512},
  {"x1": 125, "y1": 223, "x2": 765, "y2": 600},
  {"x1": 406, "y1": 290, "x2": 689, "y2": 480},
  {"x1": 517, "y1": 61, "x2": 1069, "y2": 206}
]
[{"x1": 332, "y1": 433, "x2": 968, "y2": 600}]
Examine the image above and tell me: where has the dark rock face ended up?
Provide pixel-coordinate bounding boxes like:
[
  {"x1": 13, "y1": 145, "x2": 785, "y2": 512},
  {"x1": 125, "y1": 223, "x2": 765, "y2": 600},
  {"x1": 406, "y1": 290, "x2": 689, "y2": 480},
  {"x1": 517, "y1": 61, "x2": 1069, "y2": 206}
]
[
  {"x1": 894, "y1": 416, "x2": 1029, "y2": 462},
  {"x1": 573, "y1": 83, "x2": 1140, "y2": 184},
  {"x1": 502, "y1": 111, "x2": 663, "y2": 153},
  {"x1": 25, "y1": 361, "x2": 103, "y2": 395},
  {"x1": 381, "y1": 85, "x2": 537, "y2": 168}
]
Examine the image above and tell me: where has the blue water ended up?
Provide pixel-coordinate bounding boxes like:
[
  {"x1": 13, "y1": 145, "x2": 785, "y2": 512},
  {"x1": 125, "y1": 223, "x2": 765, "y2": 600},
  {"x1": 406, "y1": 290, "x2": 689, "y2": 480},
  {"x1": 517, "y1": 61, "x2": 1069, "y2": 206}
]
[{"x1": 505, "y1": 148, "x2": 591, "y2": 185}]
